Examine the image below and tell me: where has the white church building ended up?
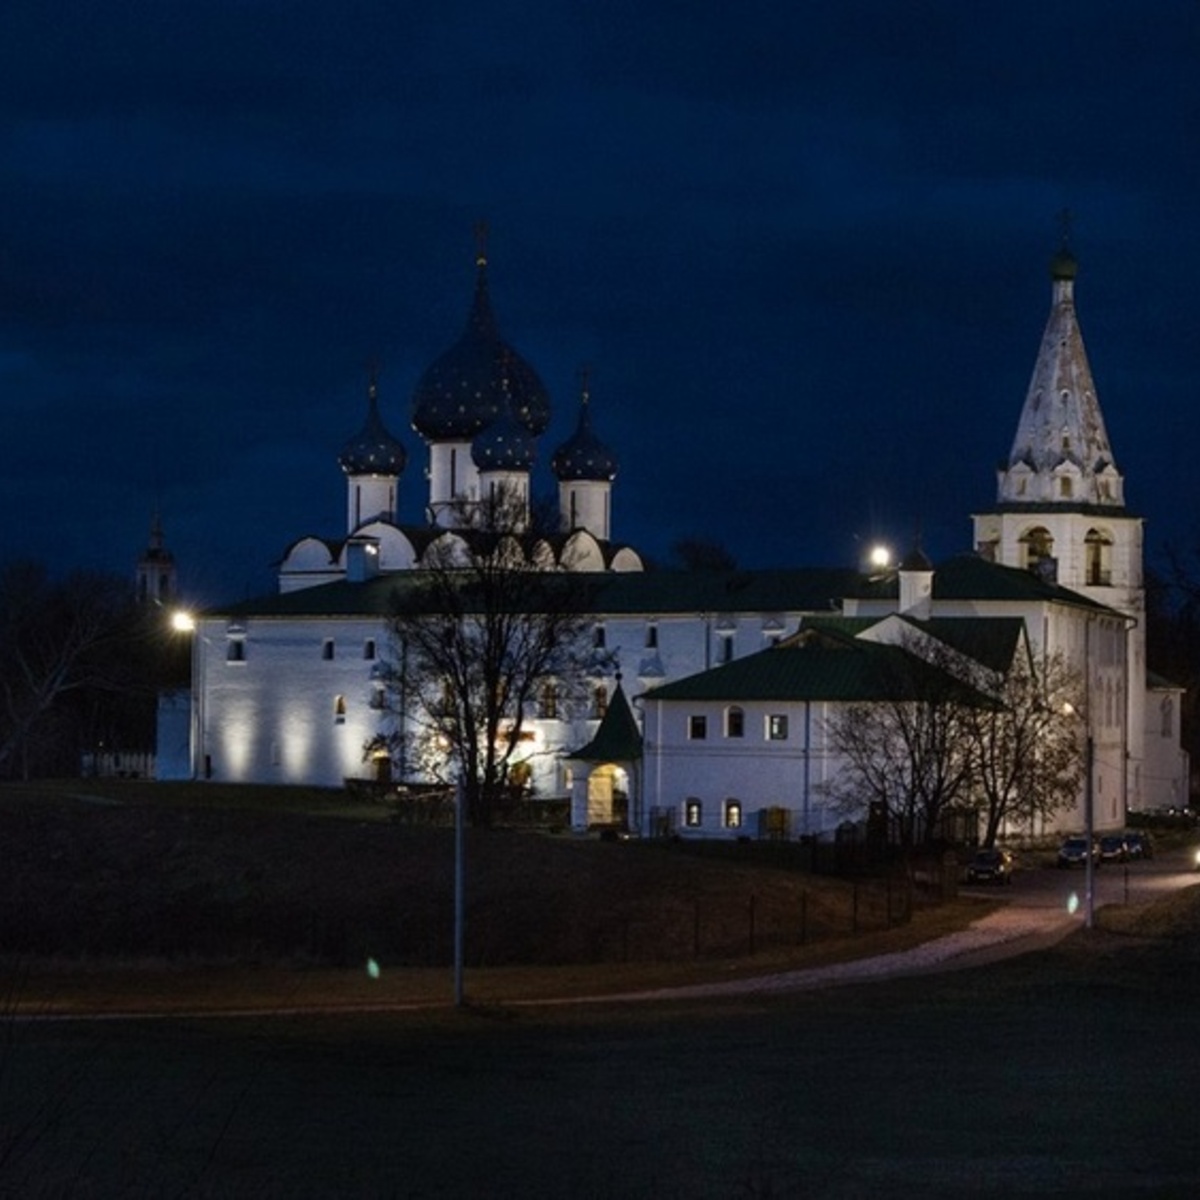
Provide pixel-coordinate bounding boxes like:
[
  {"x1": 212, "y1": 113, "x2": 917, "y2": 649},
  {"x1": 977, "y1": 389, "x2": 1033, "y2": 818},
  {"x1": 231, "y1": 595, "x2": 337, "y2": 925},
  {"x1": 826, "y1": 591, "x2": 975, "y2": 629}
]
[{"x1": 182, "y1": 240, "x2": 1188, "y2": 839}]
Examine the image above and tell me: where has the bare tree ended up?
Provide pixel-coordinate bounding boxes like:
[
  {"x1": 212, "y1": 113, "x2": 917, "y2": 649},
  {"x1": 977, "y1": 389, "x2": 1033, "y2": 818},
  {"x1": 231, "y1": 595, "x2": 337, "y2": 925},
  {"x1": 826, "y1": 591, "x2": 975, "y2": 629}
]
[
  {"x1": 0, "y1": 561, "x2": 149, "y2": 779},
  {"x1": 819, "y1": 643, "x2": 983, "y2": 847},
  {"x1": 961, "y1": 649, "x2": 1083, "y2": 845},
  {"x1": 374, "y1": 491, "x2": 596, "y2": 827}
]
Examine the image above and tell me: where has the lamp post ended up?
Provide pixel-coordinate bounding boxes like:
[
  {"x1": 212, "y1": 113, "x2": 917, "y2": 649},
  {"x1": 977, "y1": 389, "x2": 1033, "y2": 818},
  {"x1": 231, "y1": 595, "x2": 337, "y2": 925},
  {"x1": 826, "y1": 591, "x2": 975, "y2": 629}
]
[
  {"x1": 171, "y1": 610, "x2": 206, "y2": 782},
  {"x1": 1064, "y1": 701, "x2": 1095, "y2": 930}
]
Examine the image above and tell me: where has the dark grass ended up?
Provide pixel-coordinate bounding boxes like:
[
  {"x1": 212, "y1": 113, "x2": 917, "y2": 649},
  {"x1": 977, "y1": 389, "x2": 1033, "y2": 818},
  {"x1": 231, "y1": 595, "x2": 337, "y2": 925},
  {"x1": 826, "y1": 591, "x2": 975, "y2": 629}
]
[
  {"x1": 4, "y1": 912, "x2": 1200, "y2": 1197},
  {"x1": 5, "y1": 782, "x2": 1200, "y2": 1195},
  {"x1": 1, "y1": 780, "x2": 949, "y2": 982}
]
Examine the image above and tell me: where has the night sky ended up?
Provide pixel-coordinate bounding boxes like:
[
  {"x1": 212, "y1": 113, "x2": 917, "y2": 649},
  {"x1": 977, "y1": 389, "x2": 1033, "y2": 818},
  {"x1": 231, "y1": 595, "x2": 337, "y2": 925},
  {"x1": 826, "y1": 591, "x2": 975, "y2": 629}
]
[{"x1": 2, "y1": 2, "x2": 1197, "y2": 603}]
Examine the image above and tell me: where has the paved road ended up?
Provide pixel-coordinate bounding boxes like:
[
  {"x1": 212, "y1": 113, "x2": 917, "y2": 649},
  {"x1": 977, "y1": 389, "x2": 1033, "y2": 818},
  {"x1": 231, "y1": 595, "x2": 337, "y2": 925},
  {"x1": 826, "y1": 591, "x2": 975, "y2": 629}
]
[{"x1": 592, "y1": 840, "x2": 1200, "y2": 1004}]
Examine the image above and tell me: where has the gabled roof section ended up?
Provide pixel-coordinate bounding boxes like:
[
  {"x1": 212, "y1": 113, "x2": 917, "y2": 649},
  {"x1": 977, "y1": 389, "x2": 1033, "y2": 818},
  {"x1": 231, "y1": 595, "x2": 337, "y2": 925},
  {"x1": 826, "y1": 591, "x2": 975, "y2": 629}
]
[
  {"x1": 853, "y1": 554, "x2": 1122, "y2": 615},
  {"x1": 906, "y1": 616, "x2": 1026, "y2": 675},
  {"x1": 567, "y1": 682, "x2": 643, "y2": 762},
  {"x1": 641, "y1": 634, "x2": 992, "y2": 707}
]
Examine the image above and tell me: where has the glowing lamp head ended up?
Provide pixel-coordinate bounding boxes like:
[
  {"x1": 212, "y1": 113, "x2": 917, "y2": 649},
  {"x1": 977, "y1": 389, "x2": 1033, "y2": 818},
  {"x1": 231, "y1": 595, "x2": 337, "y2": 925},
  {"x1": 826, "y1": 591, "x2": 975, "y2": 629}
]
[
  {"x1": 171, "y1": 610, "x2": 196, "y2": 633},
  {"x1": 869, "y1": 545, "x2": 891, "y2": 571}
]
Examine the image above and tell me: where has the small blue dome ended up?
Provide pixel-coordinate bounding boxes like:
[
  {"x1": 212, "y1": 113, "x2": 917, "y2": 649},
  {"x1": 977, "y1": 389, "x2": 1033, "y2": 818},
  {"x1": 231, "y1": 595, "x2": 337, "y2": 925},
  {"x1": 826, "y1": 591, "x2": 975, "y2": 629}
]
[
  {"x1": 552, "y1": 390, "x2": 618, "y2": 482},
  {"x1": 339, "y1": 378, "x2": 407, "y2": 476},
  {"x1": 472, "y1": 390, "x2": 537, "y2": 472},
  {"x1": 411, "y1": 254, "x2": 551, "y2": 441}
]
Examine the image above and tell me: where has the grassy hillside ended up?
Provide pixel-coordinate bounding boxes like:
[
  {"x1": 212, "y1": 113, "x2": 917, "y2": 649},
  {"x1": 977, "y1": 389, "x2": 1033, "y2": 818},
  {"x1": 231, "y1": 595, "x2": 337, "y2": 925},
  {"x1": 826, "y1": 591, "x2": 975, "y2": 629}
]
[{"x1": 1, "y1": 780, "x2": 938, "y2": 973}]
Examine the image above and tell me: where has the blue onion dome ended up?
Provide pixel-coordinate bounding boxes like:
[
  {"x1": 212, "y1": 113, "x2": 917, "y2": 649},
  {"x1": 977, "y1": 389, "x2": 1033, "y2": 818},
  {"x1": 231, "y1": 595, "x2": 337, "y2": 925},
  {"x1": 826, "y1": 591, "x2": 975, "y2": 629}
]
[
  {"x1": 552, "y1": 379, "x2": 619, "y2": 482},
  {"x1": 411, "y1": 244, "x2": 551, "y2": 441},
  {"x1": 472, "y1": 367, "x2": 538, "y2": 471},
  {"x1": 338, "y1": 373, "x2": 407, "y2": 476}
]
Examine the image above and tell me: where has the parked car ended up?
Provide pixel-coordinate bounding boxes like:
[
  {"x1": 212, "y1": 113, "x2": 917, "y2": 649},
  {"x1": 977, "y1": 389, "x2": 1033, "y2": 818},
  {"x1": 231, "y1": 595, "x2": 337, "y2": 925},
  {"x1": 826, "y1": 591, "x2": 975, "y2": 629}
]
[
  {"x1": 1098, "y1": 835, "x2": 1129, "y2": 864},
  {"x1": 1056, "y1": 836, "x2": 1100, "y2": 869},
  {"x1": 965, "y1": 847, "x2": 1015, "y2": 885},
  {"x1": 1122, "y1": 831, "x2": 1153, "y2": 860}
]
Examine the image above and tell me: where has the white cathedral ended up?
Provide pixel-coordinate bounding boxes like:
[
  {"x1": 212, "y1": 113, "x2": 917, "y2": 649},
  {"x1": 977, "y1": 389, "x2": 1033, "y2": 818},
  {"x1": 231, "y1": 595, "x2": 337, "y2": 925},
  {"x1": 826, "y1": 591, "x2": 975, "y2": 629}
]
[{"x1": 178, "y1": 240, "x2": 1188, "y2": 839}]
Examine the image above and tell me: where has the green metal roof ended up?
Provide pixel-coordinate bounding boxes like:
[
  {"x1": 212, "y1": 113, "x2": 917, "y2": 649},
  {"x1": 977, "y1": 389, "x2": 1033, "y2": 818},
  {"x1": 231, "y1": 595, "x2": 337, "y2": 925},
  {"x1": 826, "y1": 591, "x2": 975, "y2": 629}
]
[
  {"x1": 212, "y1": 566, "x2": 861, "y2": 620},
  {"x1": 567, "y1": 682, "x2": 644, "y2": 762},
  {"x1": 641, "y1": 627, "x2": 993, "y2": 706}
]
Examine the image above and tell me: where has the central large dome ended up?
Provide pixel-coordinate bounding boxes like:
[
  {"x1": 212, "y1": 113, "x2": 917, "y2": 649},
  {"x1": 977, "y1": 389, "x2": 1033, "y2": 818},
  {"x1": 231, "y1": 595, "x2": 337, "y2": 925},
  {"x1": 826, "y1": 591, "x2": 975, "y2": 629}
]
[{"x1": 411, "y1": 254, "x2": 551, "y2": 441}]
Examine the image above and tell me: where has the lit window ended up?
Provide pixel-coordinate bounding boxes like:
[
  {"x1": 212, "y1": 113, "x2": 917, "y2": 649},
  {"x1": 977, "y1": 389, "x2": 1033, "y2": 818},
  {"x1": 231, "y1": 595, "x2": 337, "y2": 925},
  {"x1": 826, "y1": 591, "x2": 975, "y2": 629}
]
[
  {"x1": 685, "y1": 798, "x2": 703, "y2": 827},
  {"x1": 689, "y1": 715, "x2": 707, "y2": 740},
  {"x1": 334, "y1": 695, "x2": 347, "y2": 724},
  {"x1": 767, "y1": 714, "x2": 789, "y2": 741},
  {"x1": 725, "y1": 707, "x2": 744, "y2": 738},
  {"x1": 723, "y1": 800, "x2": 742, "y2": 829}
]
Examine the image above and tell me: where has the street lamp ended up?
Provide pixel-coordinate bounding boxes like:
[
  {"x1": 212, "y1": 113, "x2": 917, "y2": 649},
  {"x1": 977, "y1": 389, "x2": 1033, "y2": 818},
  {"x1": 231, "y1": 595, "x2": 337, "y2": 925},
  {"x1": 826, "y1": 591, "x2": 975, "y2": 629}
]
[
  {"x1": 171, "y1": 609, "x2": 208, "y2": 781},
  {"x1": 1063, "y1": 701, "x2": 1095, "y2": 929}
]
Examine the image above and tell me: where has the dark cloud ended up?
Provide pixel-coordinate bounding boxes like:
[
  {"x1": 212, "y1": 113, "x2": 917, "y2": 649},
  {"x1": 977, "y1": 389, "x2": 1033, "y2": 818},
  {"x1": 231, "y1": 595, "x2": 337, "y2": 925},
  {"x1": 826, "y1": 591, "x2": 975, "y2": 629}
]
[{"x1": 0, "y1": 1, "x2": 1197, "y2": 600}]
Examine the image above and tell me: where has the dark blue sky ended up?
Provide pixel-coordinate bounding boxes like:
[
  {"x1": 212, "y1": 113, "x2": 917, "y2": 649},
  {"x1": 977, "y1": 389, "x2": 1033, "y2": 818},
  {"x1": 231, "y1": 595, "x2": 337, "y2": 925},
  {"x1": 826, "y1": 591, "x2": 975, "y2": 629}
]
[{"x1": 2, "y1": 1, "x2": 1197, "y2": 602}]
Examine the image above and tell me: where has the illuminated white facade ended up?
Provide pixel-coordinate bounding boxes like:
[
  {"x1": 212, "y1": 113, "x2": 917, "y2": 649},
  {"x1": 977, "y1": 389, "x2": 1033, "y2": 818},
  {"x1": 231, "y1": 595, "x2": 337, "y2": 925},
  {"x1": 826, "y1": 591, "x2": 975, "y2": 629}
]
[{"x1": 183, "y1": 244, "x2": 1188, "y2": 836}]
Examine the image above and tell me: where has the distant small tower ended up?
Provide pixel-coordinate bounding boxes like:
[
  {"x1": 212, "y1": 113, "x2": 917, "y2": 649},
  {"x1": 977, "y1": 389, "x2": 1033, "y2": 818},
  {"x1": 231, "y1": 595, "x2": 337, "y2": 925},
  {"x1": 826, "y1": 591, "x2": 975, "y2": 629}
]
[
  {"x1": 136, "y1": 512, "x2": 177, "y2": 606},
  {"x1": 552, "y1": 370, "x2": 619, "y2": 541},
  {"x1": 338, "y1": 366, "x2": 407, "y2": 534}
]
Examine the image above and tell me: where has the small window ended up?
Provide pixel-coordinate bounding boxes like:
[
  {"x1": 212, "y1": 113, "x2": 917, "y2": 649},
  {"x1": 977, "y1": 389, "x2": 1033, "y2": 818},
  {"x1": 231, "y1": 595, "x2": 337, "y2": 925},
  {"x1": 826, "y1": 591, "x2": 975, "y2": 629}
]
[
  {"x1": 725, "y1": 706, "x2": 744, "y2": 738},
  {"x1": 767, "y1": 714, "x2": 789, "y2": 741},
  {"x1": 539, "y1": 682, "x2": 559, "y2": 720},
  {"x1": 723, "y1": 800, "x2": 742, "y2": 829},
  {"x1": 369, "y1": 685, "x2": 385, "y2": 711},
  {"x1": 689, "y1": 715, "x2": 707, "y2": 740},
  {"x1": 593, "y1": 625, "x2": 606, "y2": 649},
  {"x1": 322, "y1": 639, "x2": 335, "y2": 661},
  {"x1": 719, "y1": 636, "x2": 734, "y2": 664},
  {"x1": 364, "y1": 639, "x2": 377, "y2": 661},
  {"x1": 684, "y1": 798, "x2": 703, "y2": 828},
  {"x1": 334, "y1": 695, "x2": 347, "y2": 724},
  {"x1": 593, "y1": 685, "x2": 608, "y2": 719},
  {"x1": 226, "y1": 639, "x2": 245, "y2": 663},
  {"x1": 1060, "y1": 477, "x2": 1073, "y2": 498},
  {"x1": 645, "y1": 623, "x2": 658, "y2": 649}
]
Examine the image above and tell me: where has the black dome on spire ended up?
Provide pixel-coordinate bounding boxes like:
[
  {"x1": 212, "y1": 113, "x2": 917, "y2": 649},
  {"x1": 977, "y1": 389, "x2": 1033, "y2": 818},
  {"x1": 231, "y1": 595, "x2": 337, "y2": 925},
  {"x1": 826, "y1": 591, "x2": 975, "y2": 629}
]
[
  {"x1": 411, "y1": 253, "x2": 551, "y2": 441},
  {"x1": 338, "y1": 378, "x2": 407, "y2": 476},
  {"x1": 552, "y1": 389, "x2": 618, "y2": 482}
]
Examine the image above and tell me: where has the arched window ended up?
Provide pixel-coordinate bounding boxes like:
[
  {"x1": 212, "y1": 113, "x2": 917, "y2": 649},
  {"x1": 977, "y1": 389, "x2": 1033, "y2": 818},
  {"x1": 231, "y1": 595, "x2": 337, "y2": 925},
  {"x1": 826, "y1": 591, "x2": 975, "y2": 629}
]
[
  {"x1": 725, "y1": 706, "x2": 745, "y2": 738},
  {"x1": 593, "y1": 684, "x2": 608, "y2": 719},
  {"x1": 334, "y1": 695, "x2": 347, "y2": 724},
  {"x1": 364, "y1": 638, "x2": 377, "y2": 660},
  {"x1": 684, "y1": 798, "x2": 703, "y2": 827},
  {"x1": 1020, "y1": 527, "x2": 1054, "y2": 573},
  {"x1": 539, "y1": 682, "x2": 559, "y2": 720},
  {"x1": 1085, "y1": 529, "x2": 1112, "y2": 586},
  {"x1": 723, "y1": 799, "x2": 742, "y2": 829}
]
